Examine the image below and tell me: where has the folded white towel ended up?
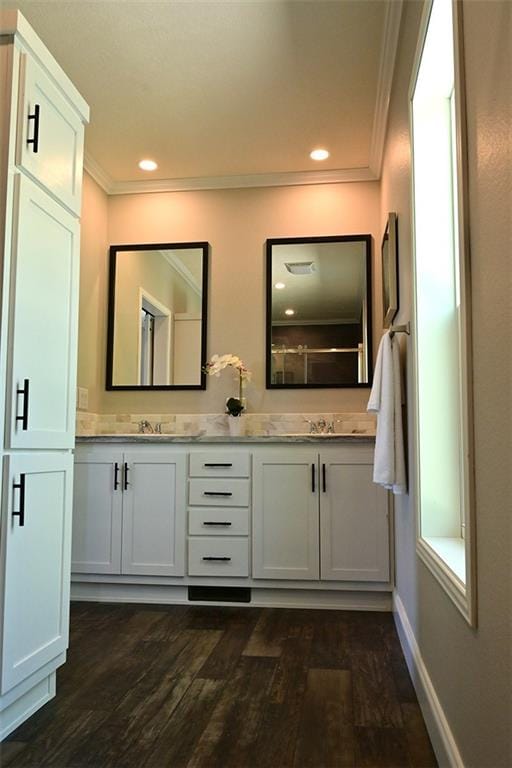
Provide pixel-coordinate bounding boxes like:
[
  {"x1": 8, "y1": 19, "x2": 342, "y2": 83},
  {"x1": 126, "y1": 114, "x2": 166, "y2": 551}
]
[{"x1": 367, "y1": 331, "x2": 407, "y2": 494}]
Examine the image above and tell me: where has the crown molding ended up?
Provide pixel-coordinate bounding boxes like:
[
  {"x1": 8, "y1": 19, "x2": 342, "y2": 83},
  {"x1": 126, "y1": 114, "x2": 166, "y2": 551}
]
[
  {"x1": 83, "y1": 164, "x2": 378, "y2": 196},
  {"x1": 369, "y1": 0, "x2": 403, "y2": 176},
  {"x1": 161, "y1": 251, "x2": 202, "y2": 297},
  {"x1": 83, "y1": 152, "x2": 112, "y2": 193}
]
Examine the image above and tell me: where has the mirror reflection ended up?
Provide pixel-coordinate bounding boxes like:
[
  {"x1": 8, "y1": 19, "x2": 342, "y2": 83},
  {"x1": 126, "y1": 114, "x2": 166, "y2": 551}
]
[
  {"x1": 266, "y1": 236, "x2": 372, "y2": 388},
  {"x1": 107, "y1": 242, "x2": 208, "y2": 389}
]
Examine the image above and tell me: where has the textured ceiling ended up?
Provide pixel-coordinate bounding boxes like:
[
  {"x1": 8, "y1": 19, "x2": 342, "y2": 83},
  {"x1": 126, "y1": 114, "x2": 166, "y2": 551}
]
[{"x1": 11, "y1": 1, "x2": 389, "y2": 183}]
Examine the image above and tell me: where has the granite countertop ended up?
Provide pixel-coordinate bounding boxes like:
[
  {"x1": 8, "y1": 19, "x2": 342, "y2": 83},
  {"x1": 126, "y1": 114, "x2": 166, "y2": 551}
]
[{"x1": 75, "y1": 433, "x2": 375, "y2": 444}]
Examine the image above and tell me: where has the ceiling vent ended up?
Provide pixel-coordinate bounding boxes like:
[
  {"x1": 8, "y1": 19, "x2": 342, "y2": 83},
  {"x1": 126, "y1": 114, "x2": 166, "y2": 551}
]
[{"x1": 284, "y1": 261, "x2": 316, "y2": 275}]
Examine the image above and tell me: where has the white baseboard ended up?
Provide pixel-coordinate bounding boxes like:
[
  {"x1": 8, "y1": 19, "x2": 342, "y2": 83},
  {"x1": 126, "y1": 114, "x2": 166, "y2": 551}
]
[
  {"x1": 71, "y1": 582, "x2": 392, "y2": 612},
  {"x1": 393, "y1": 592, "x2": 464, "y2": 768}
]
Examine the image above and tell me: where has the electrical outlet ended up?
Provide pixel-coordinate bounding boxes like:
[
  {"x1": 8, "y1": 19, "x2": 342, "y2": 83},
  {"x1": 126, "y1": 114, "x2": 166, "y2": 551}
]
[{"x1": 77, "y1": 387, "x2": 88, "y2": 411}]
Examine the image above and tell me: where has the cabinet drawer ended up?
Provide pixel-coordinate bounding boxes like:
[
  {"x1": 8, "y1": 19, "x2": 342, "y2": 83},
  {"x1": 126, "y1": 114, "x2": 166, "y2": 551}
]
[
  {"x1": 189, "y1": 478, "x2": 250, "y2": 507},
  {"x1": 189, "y1": 507, "x2": 249, "y2": 536},
  {"x1": 17, "y1": 55, "x2": 85, "y2": 216},
  {"x1": 188, "y1": 537, "x2": 249, "y2": 577},
  {"x1": 189, "y1": 452, "x2": 250, "y2": 478}
]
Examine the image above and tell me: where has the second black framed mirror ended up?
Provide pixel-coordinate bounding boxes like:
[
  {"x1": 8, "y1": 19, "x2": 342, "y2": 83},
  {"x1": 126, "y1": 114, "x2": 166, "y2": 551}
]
[{"x1": 266, "y1": 235, "x2": 372, "y2": 389}]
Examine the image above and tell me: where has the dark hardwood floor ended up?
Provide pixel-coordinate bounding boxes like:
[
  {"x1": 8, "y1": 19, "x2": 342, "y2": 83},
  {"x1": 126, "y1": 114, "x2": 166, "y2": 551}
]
[{"x1": 2, "y1": 603, "x2": 437, "y2": 768}]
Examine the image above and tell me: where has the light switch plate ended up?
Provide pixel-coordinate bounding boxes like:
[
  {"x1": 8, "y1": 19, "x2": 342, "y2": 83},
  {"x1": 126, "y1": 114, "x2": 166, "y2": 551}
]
[{"x1": 77, "y1": 387, "x2": 88, "y2": 411}]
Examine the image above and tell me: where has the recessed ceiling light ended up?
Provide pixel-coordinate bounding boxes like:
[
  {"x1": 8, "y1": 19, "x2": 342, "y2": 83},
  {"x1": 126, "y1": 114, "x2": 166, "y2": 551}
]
[
  {"x1": 274, "y1": 282, "x2": 286, "y2": 290},
  {"x1": 138, "y1": 159, "x2": 158, "y2": 171},
  {"x1": 285, "y1": 308, "x2": 295, "y2": 316},
  {"x1": 310, "y1": 148, "x2": 330, "y2": 161}
]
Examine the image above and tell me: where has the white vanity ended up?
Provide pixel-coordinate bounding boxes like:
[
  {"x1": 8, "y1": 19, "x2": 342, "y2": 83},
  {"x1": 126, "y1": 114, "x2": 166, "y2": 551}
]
[{"x1": 72, "y1": 436, "x2": 392, "y2": 610}]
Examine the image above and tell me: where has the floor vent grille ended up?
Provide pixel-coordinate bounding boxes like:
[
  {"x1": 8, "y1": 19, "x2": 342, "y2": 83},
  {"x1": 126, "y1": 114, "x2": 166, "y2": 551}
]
[{"x1": 188, "y1": 586, "x2": 251, "y2": 603}]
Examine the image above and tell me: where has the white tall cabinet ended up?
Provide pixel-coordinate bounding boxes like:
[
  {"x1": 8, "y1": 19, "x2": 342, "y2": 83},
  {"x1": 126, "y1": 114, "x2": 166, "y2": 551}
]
[{"x1": 0, "y1": 11, "x2": 88, "y2": 739}]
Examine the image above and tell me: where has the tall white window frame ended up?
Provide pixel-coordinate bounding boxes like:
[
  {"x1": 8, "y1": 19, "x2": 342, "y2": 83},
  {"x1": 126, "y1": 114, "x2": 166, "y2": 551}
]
[{"x1": 410, "y1": 0, "x2": 476, "y2": 626}]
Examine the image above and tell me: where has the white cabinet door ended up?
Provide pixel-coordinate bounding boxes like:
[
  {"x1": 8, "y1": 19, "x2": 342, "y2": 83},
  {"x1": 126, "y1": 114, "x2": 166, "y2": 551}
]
[
  {"x1": 0, "y1": 453, "x2": 73, "y2": 694},
  {"x1": 320, "y1": 455, "x2": 389, "y2": 581},
  {"x1": 72, "y1": 452, "x2": 123, "y2": 574},
  {"x1": 16, "y1": 54, "x2": 84, "y2": 216},
  {"x1": 122, "y1": 452, "x2": 186, "y2": 576},
  {"x1": 7, "y1": 176, "x2": 79, "y2": 450},
  {"x1": 253, "y1": 451, "x2": 319, "y2": 580}
]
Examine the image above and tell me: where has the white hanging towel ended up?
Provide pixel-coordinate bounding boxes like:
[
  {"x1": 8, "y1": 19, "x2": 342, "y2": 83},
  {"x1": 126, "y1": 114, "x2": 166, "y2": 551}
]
[{"x1": 367, "y1": 331, "x2": 407, "y2": 494}]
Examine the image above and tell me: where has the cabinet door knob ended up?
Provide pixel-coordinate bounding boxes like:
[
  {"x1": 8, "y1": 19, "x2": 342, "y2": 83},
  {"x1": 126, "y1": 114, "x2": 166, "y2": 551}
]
[
  {"x1": 27, "y1": 104, "x2": 40, "y2": 153},
  {"x1": 12, "y1": 474, "x2": 26, "y2": 526},
  {"x1": 16, "y1": 379, "x2": 30, "y2": 431}
]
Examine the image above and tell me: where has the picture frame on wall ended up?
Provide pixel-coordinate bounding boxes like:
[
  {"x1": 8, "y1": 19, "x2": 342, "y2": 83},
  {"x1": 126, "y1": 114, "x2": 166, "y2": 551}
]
[{"x1": 382, "y1": 212, "x2": 399, "y2": 328}]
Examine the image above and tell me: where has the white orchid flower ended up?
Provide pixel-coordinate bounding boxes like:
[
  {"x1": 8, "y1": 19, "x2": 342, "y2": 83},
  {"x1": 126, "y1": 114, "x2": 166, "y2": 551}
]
[{"x1": 204, "y1": 354, "x2": 252, "y2": 402}]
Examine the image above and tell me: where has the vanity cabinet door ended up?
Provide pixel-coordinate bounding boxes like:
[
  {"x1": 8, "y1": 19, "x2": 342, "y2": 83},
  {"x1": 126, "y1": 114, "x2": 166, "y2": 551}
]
[
  {"x1": 320, "y1": 451, "x2": 390, "y2": 581},
  {"x1": 7, "y1": 175, "x2": 79, "y2": 450},
  {"x1": 16, "y1": 54, "x2": 85, "y2": 216},
  {"x1": 1, "y1": 453, "x2": 73, "y2": 694},
  {"x1": 72, "y1": 451, "x2": 123, "y2": 574},
  {"x1": 252, "y1": 451, "x2": 319, "y2": 580},
  {"x1": 121, "y1": 452, "x2": 186, "y2": 577}
]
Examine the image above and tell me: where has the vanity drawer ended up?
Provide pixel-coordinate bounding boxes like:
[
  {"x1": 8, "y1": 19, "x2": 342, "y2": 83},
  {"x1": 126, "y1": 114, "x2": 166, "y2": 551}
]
[
  {"x1": 189, "y1": 452, "x2": 250, "y2": 478},
  {"x1": 189, "y1": 478, "x2": 250, "y2": 507},
  {"x1": 188, "y1": 537, "x2": 249, "y2": 577},
  {"x1": 189, "y1": 507, "x2": 249, "y2": 537}
]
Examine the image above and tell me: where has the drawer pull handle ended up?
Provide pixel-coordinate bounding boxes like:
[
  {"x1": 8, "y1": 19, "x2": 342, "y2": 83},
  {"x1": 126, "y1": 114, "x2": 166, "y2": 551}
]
[
  {"x1": 202, "y1": 556, "x2": 231, "y2": 562},
  {"x1": 27, "y1": 104, "x2": 40, "y2": 153},
  {"x1": 16, "y1": 378, "x2": 30, "y2": 431},
  {"x1": 203, "y1": 521, "x2": 232, "y2": 526},
  {"x1": 203, "y1": 491, "x2": 232, "y2": 497},
  {"x1": 204, "y1": 463, "x2": 233, "y2": 468},
  {"x1": 12, "y1": 474, "x2": 26, "y2": 527}
]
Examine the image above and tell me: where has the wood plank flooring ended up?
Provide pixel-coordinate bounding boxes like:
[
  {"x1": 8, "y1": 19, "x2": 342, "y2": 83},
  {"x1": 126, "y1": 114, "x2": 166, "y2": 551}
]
[{"x1": 1, "y1": 603, "x2": 437, "y2": 768}]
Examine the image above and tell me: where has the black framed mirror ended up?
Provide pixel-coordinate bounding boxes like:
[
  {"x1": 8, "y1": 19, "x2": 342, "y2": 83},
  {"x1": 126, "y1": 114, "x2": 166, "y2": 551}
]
[
  {"x1": 106, "y1": 242, "x2": 209, "y2": 390},
  {"x1": 266, "y1": 235, "x2": 372, "y2": 389}
]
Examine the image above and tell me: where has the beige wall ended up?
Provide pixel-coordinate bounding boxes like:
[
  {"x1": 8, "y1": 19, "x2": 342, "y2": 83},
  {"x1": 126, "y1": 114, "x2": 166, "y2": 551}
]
[
  {"x1": 79, "y1": 178, "x2": 382, "y2": 414},
  {"x1": 381, "y1": 2, "x2": 511, "y2": 765},
  {"x1": 78, "y1": 172, "x2": 109, "y2": 412}
]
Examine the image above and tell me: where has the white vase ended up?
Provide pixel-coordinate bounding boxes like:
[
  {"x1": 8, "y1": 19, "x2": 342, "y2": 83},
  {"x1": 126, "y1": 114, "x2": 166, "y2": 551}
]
[{"x1": 227, "y1": 415, "x2": 245, "y2": 437}]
